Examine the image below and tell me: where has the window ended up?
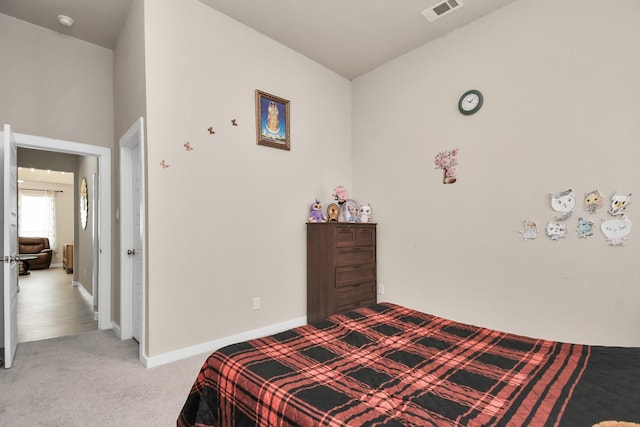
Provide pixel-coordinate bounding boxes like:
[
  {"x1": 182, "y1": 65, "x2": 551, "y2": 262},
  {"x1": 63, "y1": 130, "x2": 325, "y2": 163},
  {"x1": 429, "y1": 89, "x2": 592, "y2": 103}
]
[{"x1": 19, "y1": 191, "x2": 57, "y2": 250}]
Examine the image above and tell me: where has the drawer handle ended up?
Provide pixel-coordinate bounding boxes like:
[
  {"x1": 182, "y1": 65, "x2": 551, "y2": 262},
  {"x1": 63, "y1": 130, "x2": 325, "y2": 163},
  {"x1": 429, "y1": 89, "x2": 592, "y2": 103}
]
[{"x1": 343, "y1": 265, "x2": 365, "y2": 271}]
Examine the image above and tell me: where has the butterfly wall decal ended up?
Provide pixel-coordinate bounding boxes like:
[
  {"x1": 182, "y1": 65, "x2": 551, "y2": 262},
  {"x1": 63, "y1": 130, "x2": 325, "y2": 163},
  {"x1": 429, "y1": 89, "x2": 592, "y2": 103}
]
[
  {"x1": 208, "y1": 127, "x2": 215, "y2": 134},
  {"x1": 184, "y1": 142, "x2": 193, "y2": 151},
  {"x1": 160, "y1": 160, "x2": 169, "y2": 169},
  {"x1": 231, "y1": 119, "x2": 238, "y2": 126}
]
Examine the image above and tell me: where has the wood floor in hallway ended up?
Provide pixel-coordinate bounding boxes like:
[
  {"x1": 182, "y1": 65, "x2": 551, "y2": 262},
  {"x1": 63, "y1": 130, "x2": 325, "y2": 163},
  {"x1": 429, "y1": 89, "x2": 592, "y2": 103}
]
[{"x1": 17, "y1": 267, "x2": 97, "y2": 343}]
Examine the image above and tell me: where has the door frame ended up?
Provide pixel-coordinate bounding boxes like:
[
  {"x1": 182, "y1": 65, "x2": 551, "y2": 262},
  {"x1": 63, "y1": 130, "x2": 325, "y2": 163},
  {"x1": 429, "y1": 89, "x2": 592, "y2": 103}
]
[
  {"x1": 2, "y1": 124, "x2": 19, "y2": 368},
  {"x1": 119, "y1": 117, "x2": 146, "y2": 362},
  {"x1": 13, "y1": 132, "x2": 112, "y2": 330}
]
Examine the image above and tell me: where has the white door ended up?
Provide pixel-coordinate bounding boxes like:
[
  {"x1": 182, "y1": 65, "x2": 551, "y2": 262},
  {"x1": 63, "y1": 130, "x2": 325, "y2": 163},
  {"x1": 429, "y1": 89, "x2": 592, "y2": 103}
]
[
  {"x1": 120, "y1": 117, "x2": 146, "y2": 355},
  {"x1": 2, "y1": 124, "x2": 19, "y2": 368},
  {"x1": 130, "y1": 143, "x2": 143, "y2": 342}
]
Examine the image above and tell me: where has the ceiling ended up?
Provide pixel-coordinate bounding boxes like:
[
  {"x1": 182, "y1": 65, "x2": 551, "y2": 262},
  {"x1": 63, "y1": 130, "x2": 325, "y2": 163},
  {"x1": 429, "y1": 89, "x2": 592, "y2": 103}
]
[
  {"x1": 0, "y1": 0, "x2": 133, "y2": 49},
  {"x1": 0, "y1": 0, "x2": 517, "y2": 80},
  {"x1": 18, "y1": 168, "x2": 74, "y2": 185}
]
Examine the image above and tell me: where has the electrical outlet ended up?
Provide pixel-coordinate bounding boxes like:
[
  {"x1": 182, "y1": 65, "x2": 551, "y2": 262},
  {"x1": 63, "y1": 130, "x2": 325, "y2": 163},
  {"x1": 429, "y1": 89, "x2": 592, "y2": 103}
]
[
  {"x1": 252, "y1": 297, "x2": 261, "y2": 310},
  {"x1": 378, "y1": 284, "x2": 385, "y2": 295}
]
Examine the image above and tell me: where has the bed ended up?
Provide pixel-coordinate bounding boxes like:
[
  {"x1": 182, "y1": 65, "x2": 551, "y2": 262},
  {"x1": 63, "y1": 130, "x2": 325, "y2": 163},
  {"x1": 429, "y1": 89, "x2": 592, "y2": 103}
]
[{"x1": 177, "y1": 303, "x2": 640, "y2": 426}]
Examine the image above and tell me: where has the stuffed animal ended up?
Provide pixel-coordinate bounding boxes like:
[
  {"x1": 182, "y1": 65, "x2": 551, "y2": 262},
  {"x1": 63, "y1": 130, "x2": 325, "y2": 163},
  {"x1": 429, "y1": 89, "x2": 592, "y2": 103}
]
[
  {"x1": 358, "y1": 203, "x2": 373, "y2": 223},
  {"x1": 308, "y1": 199, "x2": 327, "y2": 223}
]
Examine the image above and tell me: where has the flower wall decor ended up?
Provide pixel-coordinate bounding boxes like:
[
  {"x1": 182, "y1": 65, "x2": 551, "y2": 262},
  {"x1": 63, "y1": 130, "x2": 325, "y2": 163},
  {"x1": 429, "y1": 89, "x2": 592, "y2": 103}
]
[{"x1": 434, "y1": 148, "x2": 459, "y2": 184}]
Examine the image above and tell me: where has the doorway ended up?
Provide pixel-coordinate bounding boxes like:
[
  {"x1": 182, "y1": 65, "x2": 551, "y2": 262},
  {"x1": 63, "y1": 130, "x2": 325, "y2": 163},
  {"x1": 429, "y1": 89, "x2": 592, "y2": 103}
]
[
  {"x1": 3, "y1": 127, "x2": 111, "y2": 368},
  {"x1": 10, "y1": 131, "x2": 112, "y2": 331},
  {"x1": 16, "y1": 165, "x2": 97, "y2": 343}
]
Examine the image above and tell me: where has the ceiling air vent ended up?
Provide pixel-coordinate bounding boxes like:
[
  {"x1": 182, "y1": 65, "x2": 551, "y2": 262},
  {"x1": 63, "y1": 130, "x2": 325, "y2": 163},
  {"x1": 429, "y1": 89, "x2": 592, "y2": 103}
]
[{"x1": 422, "y1": 0, "x2": 463, "y2": 22}]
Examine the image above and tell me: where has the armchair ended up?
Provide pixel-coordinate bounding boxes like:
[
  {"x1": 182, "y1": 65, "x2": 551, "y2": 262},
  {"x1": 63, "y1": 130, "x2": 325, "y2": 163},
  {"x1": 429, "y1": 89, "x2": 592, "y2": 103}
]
[{"x1": 18, "y1": 237, "x2": 53, "y2": 270}]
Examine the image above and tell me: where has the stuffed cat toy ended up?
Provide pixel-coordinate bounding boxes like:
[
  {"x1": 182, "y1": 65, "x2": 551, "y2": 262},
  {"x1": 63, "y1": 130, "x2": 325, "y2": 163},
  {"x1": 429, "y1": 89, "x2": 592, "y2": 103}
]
[{"x1": 358, "y1": 204, "x2": 373, "y2": 223}]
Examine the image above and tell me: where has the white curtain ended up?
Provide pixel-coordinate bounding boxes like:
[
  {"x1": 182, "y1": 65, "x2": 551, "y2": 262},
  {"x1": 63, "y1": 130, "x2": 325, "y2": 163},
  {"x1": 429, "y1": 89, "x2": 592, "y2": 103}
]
[
  {"x1": 46, "y1": 190, "x2": 57, "y2": 250},
  {"x1": 18, "y1": 189, "x2": 57, "y2": 250}
]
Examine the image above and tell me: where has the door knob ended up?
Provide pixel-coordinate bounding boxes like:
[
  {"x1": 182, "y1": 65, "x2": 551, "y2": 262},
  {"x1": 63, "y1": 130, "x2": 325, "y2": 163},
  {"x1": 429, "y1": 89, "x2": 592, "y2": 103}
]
[{"x1": 127, "y1": 249, "x2": 136, "y2": 255}]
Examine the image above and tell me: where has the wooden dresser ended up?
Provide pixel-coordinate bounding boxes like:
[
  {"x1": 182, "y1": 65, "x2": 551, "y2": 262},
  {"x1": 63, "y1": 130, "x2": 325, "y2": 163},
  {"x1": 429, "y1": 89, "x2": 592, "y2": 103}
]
[
  {"x1": 307, "y1": 223, "x2": 376, "y2": 323},
  {"x1": 63, "y1": 244, "x2": 73, "y2": 274}
]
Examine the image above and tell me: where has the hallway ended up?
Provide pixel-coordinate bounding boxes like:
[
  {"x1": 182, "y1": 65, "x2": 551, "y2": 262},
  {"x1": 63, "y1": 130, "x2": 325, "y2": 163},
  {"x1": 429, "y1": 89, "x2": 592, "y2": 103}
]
[{"x1": 17, "y1": 267, "x2": 97, "y2": 343}]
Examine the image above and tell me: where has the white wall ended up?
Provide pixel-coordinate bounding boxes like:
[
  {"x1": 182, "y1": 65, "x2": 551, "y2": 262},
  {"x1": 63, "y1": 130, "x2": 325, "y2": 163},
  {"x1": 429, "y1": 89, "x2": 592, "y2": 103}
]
[
  {"x1": 352, "y1": 0, "x2": 640, "y2": 346},
  {"x1": 143, "y1": 0, "x2": 352, "y2": 356},
  {"x1": 0, "y1": 14, "x2": 114, "y2": 147},
  {"x1": 0, "y1": 12, "x2": 116, "y2": 306}
]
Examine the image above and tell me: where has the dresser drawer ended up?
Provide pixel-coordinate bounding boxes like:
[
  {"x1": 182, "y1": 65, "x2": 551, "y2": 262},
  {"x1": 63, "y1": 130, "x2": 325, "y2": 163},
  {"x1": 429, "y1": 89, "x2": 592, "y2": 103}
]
[
  {"x1": 335, "y1": 264, "x2": 375, "y2": 287},
  {"x1": 335, "y1": 246, "x2": 375, "y2": 267},
  {"x1": 335, "y1": 226, "x2": 376, "y2": 247},
  {"x1": 337, "y1": 282, "x2": 375, "y2": 306}
]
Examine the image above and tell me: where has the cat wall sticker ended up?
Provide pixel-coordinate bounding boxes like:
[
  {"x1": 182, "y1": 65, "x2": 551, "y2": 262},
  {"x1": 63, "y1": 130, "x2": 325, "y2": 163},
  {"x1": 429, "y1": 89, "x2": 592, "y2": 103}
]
[
  {"x1": 608, "y1": 193, "x2": 632, "y2": 216},
  {"x1": 601, "y1": 216, "x2": 632, "y2": 246},
  {"x1": 522, "y1": 189, "x2": 632, "y2": 246},
  {"x1": 546, "y1": 222, "x2": 567, "y2": 240},
  {"x1": 576, "y1": 217, "x2": 594, "y2": 238},
  {"x1": 550, "y1": 189, "x2": 575, "y2": 221},
  {"x1": 519, "y1": 220, "x2": 538, "y2": 240},
  {"x1": 583, "y1": 190, "x2": 604, "y2": 214}
]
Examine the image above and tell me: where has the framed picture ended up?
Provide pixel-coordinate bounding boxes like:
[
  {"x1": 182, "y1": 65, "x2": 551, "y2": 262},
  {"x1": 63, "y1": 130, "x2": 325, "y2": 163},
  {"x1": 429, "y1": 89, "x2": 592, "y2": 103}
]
[
  {"x1": 255, "y1": 90, "x2": 290, "y2": 151},
  {"x1": 340, "y1": 199, "x2": 360, "y2": 223}
]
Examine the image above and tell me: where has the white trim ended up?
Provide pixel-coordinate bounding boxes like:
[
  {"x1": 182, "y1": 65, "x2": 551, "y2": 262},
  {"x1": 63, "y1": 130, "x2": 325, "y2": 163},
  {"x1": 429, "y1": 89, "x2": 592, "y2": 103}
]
[
  {"x1": 74, "y1": 280, "x2": 93, "y2": 303},
  {"x1": 112, "y1": 322, "x2": 122, "y2": 339},
  {"x1": 144, "y1": 316, "x2": 307, "y2": 368},
  {"x1": 12, "y1": 132, "x2": 112, "y2": 330}
]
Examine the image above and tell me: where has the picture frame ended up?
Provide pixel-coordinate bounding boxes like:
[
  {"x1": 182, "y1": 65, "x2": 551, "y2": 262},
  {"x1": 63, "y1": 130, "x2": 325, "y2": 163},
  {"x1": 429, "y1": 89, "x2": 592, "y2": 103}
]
[
  {"x1": 255, "y1": 90, "x2": 290, "y2": 151},
  {"x1": 340, "y1": 199, "x2": 360, "y2": 223}
]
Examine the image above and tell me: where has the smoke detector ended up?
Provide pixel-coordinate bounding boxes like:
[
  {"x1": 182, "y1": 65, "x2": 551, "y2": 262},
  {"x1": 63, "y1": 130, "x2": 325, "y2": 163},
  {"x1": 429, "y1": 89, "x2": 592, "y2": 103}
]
[
  {"x1": 422, "y1": 0, "x2": 463, "y2": 22},
  {"x1": 57, "y1": 15, "x2": 74, "y2": 28}
]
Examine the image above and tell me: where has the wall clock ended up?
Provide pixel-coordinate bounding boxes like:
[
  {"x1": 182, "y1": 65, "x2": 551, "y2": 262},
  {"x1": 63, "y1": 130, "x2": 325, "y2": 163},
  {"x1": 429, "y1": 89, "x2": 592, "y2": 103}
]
[
  {"x1": 458, "y1": 89, "x2": 483, "y2": 115},
  {"x1": 80, "y1": 177, "x2": 88, "y2": 230}
]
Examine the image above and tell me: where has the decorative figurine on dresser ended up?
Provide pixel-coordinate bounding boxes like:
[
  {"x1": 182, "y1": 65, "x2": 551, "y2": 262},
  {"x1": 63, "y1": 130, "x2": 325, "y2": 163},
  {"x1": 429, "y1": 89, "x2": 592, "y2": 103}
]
[
  {"x1": 308, "y1": 199, "x2": 327, "y2": 223},
  {"x1": 306, "y1": 222, "x2": 377, "y2": 323}
]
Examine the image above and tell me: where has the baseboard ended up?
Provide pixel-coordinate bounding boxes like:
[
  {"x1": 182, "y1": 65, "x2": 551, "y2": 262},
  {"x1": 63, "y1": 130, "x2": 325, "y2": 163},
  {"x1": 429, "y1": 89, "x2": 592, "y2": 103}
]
[{"x1": 143, "y1": 316, "x2": 307, "y2": 368}]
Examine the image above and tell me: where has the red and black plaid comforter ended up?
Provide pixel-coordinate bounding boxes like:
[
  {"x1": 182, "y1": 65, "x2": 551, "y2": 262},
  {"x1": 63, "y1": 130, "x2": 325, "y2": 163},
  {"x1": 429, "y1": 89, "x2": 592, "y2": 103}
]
[{"x1": 178, "y1": 303, "x2": 640, "y2": 426}]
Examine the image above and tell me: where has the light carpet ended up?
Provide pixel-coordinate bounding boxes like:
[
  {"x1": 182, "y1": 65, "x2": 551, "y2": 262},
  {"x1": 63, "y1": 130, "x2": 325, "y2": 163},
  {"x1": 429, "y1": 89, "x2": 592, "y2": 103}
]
[{"x1": 0, "y1": 330, "x2": 209, "y2": 426}]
